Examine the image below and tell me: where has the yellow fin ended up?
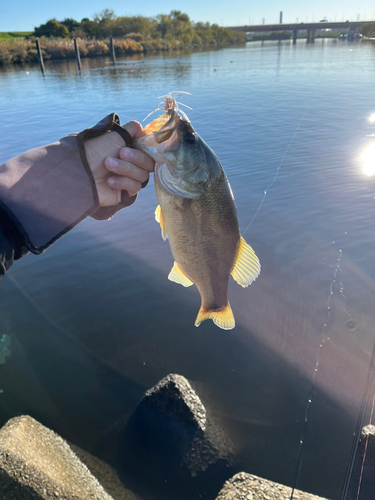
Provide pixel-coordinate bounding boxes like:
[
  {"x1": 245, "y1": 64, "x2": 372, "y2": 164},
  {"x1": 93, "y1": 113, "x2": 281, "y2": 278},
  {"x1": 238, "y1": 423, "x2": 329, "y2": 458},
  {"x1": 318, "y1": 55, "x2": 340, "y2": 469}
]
[
  {"x1": 168, "y1": 262, "x2": 193, "y2": 287},
  {"x1": 155, "y1": 204, "x2": 161, "y2": 223},
  {"x1": 195, "y1": 302, "x2": 235, "y2": 330},
  {"x1": 154, "y1": 205, "x2": 167, "y2": 240},
  {"x1": 231, "y1": 236, "x2": 261, "y2": 288}
]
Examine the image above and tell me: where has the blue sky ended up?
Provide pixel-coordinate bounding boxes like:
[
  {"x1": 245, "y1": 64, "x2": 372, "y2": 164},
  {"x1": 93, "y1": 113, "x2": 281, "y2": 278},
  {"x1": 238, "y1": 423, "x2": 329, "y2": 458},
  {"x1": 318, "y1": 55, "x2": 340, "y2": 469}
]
[{"x1": 2, "y1": 0, "x2": 375, "y2": 31}]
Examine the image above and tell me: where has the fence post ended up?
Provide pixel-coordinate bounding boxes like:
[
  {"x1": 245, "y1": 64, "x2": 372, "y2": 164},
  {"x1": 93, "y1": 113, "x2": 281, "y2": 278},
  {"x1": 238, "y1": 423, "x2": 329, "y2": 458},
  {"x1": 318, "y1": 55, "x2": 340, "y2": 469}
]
[
  {"x1": 74, "y1": 38, "x2": 82, "y2": 71},
  {"x1": 35, "y1": 39, "x2": 45, "y2": 75},
  {"x1": 109, "y1": 37, "x2": 116, "y2": 64}
]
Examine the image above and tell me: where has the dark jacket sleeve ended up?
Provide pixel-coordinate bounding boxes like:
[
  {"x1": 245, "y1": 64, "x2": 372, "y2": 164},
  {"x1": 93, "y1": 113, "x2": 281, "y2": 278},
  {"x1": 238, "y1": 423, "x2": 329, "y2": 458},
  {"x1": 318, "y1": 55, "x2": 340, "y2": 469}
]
[
  {"x1": 0, "y1": 208, "x2": 28, "y2": 280},
  {"x1": 0, "y1": 113, "x2": 142, "y2": 282}
]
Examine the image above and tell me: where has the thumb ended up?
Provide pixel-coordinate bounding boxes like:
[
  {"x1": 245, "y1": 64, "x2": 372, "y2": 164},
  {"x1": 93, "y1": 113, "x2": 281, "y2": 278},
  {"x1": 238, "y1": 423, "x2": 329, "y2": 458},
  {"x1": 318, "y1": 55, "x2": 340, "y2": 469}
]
[{"x1": 122, "y1": 120, "x2": 145, "y2": 140}]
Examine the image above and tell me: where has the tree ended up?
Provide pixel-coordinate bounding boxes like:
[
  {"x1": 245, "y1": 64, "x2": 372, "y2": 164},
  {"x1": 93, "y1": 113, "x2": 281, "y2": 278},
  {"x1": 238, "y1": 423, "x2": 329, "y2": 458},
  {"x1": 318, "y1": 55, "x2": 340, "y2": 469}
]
[
  {"x1": 61, "y1": 18, "x2": 80, "y2": 33},
  {"x1": 112, "y1": 16, "x2": 158, "y2": 38},
  {"x1": 80, "y1": 18, "x2": 99, "y2": 38},
  {"x1": 358, "y1": 23, "x2": 375, "y2": 37},
  {"x1": 92, "y1": 9, "x2": 117, "y2": 38},
  {"x1": 33, "y1": 19, "x2": 69, "y2": 38},
  {"x1": 93, "y1": 9, "x2": 116, "y2": 23},
  {"x1": 211, "y1": 24, "x2": 231, "y2": 44}
]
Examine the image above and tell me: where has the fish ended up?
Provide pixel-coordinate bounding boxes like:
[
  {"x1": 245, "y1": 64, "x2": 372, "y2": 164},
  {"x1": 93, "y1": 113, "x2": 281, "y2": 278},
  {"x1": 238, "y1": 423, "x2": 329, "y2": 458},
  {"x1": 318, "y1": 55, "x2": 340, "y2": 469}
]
[{"x1": 134, "y1": 95, "x2": 260, "y2": 330}]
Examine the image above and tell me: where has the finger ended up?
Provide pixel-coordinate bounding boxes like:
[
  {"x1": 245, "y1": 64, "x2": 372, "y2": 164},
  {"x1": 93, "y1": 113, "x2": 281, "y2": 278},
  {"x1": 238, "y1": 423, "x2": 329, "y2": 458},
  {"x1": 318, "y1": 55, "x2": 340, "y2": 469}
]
[
  {"x1": 119, "y1": 148, "x2": 154, "y2": 172},
  {"x1": 107, "y1": 176, "x2": 142, "y2": 198},
  {"x1": 104, "y1": 157, "x2": 150, "y2": 183},
  {"x1": 123, "y1": 121, "x2": 145, "y2": 139}
]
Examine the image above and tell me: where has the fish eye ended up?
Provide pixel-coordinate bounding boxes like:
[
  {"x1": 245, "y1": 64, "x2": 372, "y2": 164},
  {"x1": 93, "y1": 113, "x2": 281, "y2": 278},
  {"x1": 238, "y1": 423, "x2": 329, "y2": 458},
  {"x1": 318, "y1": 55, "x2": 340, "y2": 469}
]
[{"x1": 184, "y1": 132, "x2": 196, "y2": 145}]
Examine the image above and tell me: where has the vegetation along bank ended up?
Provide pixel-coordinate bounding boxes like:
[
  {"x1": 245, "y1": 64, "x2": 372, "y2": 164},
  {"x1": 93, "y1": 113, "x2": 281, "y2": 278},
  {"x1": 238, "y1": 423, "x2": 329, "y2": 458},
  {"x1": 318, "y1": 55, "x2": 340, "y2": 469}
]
[{"x1": 0, "y1": 10, "x2": 245, "y2": 66}]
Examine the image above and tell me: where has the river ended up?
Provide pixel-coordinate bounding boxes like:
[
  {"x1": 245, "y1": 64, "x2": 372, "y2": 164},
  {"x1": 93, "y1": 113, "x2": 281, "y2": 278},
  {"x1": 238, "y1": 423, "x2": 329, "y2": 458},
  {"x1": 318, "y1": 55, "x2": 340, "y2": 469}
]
[{"x1": 1, "y1": 39, "x2": 375, "y2": 500}]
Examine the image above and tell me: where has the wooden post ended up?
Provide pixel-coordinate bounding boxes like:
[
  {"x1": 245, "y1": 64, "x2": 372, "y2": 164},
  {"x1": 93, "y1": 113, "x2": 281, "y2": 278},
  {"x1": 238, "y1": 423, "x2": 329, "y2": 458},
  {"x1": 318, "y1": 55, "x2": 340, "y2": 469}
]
[
  {"x1": 35, "y1": 39, "x2": 45, "y2": 75},
  {"x1": 74, "y1": 38, "x2": 82, "y2": 71},
  {"x1": 109, "y1": 37, "x2": 116, "y2": 64}
]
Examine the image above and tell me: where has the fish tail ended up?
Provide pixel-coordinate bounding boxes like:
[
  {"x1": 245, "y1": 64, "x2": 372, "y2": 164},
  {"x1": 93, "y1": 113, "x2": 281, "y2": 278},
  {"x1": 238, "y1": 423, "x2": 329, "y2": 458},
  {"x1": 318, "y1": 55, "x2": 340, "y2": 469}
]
[{"x1": 195, "y1": 302, "x2": 235, "y2": 330}]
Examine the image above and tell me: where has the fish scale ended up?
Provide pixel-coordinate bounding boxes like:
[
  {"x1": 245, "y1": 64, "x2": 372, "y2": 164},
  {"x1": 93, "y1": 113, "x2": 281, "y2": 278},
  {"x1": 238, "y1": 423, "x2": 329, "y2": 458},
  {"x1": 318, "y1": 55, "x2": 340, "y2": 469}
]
[{"x1": 135, "y1": 99, "x2": 260, "y2": 330}]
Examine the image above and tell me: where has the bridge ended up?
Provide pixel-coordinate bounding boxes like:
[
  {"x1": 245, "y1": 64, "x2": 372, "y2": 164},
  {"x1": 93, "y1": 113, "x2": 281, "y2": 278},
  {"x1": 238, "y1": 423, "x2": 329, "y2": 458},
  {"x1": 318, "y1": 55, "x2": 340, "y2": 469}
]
[{"x1": 228, "y1": 21, "x2": 372, "y2": 43}]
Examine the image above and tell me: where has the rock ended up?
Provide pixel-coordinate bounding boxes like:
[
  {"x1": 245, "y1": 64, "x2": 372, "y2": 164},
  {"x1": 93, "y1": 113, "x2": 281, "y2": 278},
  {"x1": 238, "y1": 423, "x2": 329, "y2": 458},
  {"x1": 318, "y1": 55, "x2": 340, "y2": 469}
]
[
  {"x1": 346, "y1": 424, "x2": 375, "y2": 499},
  {"x1": 68, "y1": 444, "x2": 141, "y2": 500},
  {"x1": 360, "y1": 424, "x2": 375, "y2": 467},
  {"x1": 128, "y1": 373, "x2": 234, "y2": 476},
  {"x1": 216, "y1": 473, "x2": 329, "y2": 500},
  {"x1": 142, "y1": 374, "x2": 207, "y2": 432},
  {"x1": 0, "y1": 415, "x2": 114, "y2": 500},
  {"x1": 121, "y1": 374, "x2": 235, "y2": 499}
]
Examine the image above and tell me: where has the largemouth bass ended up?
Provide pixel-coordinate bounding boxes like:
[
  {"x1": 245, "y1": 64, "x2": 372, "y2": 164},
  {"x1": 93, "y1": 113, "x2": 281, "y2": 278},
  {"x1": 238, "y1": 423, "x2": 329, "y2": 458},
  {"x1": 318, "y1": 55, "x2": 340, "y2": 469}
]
[{"x1": 134, "y1": 99, "x2": 260, "y2": 330}]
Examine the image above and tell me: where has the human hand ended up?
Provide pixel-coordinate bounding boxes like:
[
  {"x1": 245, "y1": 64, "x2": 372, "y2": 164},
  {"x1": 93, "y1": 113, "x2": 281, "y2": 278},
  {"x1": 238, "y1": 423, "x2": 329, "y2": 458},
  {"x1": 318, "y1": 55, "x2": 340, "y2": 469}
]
[{"x1": 84, "y1": 121, "x2": 154, "y2": 207}]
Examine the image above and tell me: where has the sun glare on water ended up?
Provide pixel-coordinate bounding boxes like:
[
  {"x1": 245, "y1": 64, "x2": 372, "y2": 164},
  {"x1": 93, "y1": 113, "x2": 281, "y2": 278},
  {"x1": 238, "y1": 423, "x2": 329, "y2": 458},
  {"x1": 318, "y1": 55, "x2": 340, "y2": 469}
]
[
  {"x1": 360, "y1": 143, "x2": 375, "y2": 177},
  {"x1": 368, "y1": 113, "x2": 375, "y2": 124}
]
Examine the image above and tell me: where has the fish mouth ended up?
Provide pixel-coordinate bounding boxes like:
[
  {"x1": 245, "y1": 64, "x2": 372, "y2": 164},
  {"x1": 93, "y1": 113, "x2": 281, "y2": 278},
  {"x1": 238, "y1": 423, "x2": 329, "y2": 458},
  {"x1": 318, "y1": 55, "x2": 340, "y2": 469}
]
[
  {"x1": 143, "y1": 110, "x2": 180, "y2": 138},
  {"x1": 136, "y1": 110, "x2": 182, "y2": 158}
]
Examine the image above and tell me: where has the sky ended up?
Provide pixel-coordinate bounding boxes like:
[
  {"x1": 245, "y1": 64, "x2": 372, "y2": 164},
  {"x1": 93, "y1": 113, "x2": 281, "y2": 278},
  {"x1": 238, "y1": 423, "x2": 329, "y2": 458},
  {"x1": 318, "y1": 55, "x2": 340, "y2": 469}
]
[{"x1": 1, "y1": 0, "x2": 375, "y2": 32}]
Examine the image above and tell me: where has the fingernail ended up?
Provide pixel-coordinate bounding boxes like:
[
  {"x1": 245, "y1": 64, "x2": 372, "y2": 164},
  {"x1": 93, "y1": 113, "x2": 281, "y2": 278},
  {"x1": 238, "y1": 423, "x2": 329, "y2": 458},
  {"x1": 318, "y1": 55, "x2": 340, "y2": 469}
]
[
  {"x1": 120, "y1": 148, "x2": 133, "y2": 159},
  {"x1": 107, "y1": 158, "x2": 118, "y2": 169},
  {"x1": 108, "y1": 177, "x2": 116, "y2": 186}
]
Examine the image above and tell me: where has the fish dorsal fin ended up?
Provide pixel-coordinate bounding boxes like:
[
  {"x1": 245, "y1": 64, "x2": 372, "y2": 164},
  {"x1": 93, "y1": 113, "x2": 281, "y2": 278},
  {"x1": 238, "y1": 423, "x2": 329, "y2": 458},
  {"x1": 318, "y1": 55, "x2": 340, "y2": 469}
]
[
  {"x1": 168, "y1": 261, "x2": 193, "y2": 287},
  {"x1": 195, "y1": 302, "x2": 235, "y2": 330},
  {"x1": 155, "y1": 205, "x2": 167, "y2": 240},
  {"x1": 231, "y1": 236, "x2": 261, "y2": 288}
]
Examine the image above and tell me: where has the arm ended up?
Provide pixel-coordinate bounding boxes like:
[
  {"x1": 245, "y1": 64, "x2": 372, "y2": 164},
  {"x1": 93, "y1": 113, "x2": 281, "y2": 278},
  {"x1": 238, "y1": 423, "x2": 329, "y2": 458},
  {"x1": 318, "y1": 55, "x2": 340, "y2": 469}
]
[
  {"x1": 0, "y1": 208, "x2": 28, "y2": 280},
  {"x1": 0, "y1": 113, "x2": 154, "y2": 280}
]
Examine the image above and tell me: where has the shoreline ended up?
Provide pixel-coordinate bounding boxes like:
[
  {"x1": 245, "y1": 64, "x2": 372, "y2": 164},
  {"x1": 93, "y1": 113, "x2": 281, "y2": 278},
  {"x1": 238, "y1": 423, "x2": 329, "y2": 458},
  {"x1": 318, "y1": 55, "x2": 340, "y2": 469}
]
[{"x1": 0, "y1": 35, "x2": 245, "y2": 66}]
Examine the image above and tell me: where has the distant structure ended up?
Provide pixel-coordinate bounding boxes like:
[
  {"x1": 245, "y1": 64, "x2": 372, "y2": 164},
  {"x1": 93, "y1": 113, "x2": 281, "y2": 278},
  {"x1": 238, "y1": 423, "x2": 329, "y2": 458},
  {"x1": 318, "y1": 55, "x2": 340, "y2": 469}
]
[
  {"x1": 230, "y1": 20, "x2": 370, "y2": 44},
  {"x1": 280, "y1": 12, "x2": 283, "y2": 24}
]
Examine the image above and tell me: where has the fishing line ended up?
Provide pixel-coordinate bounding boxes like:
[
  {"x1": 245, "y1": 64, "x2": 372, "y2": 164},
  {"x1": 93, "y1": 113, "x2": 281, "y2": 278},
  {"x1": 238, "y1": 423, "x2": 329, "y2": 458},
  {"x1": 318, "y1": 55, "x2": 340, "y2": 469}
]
[
  {"x1": 340, "y1": 339, "x2": 375, "y2": 500},
  {"x1": 355, "y1": 390, "x2": 375, "y2": 500},
  {"x1": 242, "y1": 103, "x2": 311, "y2": 237},
  {"x1": 289, "y1": 250, "x2": 344, "y2": 499},
  {"x1": 243, "y1": 1, "x2": 365, "y2": 237},
  {"x1": 242, "y1": 16, "x2": 367, "y2": 496}
]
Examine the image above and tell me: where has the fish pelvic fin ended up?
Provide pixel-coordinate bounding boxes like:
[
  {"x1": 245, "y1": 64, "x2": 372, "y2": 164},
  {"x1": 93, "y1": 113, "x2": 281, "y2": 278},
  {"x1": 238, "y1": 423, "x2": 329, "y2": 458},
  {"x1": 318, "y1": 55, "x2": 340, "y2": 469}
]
[
  {"x1": 195, "y1": 302, "x2": 235, "y2": 330},
  {"x1": 155, "y1": 205, "x2": 167, "y2": 240},
  {"x1": 231, "y1": 236, "x2": 261, "y2": 288},
  {"x1": 168, "y1": 261, "x2": 193, "y2": 287}
]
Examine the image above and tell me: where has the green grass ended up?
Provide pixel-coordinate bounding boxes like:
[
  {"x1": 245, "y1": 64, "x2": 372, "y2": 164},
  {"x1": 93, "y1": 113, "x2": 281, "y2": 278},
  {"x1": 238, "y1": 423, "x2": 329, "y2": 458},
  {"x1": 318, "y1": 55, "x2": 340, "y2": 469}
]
[{"x1": 0, "y1": 32, "x2": 32, "y2": 40}]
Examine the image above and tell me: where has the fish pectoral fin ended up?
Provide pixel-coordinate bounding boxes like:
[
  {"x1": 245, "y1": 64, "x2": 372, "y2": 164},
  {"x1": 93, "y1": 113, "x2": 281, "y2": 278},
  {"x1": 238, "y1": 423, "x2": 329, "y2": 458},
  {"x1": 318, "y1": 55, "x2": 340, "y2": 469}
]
[
  {"x1": 181, "y1": 203, "x2": 198, "y2": 240},
  {"x1": 155, "y1": 204, "x2": 161, "y2": 223},
  {"x1": 195, "y1": 302, "x2": 235, "y2": 330},
  {"x1": 168, "y1": 262, "x2": 193, "y2": 287},
  {"x1": 231, "y1": 236, "x2": 261, "y2": 288},
  {"x1": 155, "y1": 205, "x2": 167, "y2": 240}
]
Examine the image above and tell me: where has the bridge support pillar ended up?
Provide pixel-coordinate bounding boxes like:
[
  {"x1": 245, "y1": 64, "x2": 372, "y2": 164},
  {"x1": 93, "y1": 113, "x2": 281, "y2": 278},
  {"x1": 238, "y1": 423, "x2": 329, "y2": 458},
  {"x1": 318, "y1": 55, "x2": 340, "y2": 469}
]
[
  {"x1": 293, "y1": 30, "x2": 297, "y2": 44},
  {"x1": 307, "y1": 29, "x2": 316, "y2": 43}
]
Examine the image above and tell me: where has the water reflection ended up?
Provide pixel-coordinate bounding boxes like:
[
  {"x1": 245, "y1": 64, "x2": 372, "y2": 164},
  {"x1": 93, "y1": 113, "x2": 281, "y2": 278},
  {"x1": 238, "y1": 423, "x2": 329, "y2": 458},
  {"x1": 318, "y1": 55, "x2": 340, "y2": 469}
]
[
  {"x1": 1, "y1": 39, "x2": 375, "y2": 499},
  {"x1": 360, "y1": 143, "x2": 375, "y2": 176}
]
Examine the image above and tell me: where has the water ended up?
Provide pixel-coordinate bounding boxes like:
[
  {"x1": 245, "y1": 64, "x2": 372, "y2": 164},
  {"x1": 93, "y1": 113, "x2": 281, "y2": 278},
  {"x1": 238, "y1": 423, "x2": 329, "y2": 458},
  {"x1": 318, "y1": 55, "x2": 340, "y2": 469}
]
[{"x1": 1, "y1": 39, "x2": 375, "y2": 499}]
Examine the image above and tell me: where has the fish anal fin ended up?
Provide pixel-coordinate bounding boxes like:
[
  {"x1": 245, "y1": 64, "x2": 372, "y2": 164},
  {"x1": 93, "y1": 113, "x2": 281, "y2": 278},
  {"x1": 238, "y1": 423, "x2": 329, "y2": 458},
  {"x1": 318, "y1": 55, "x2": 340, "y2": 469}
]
[
  {"x1": 155, "y1": 205, "x2": 167, "y2": 240},
  {"x1": 168, "y1": 262, "x2": 193, "y2": 287},
  {"x1": 195, "y1": 302, "x2": 235, "y2": 330},
  {"x1": 231, "y1": 236, "x2": 261, "y2": 288}
]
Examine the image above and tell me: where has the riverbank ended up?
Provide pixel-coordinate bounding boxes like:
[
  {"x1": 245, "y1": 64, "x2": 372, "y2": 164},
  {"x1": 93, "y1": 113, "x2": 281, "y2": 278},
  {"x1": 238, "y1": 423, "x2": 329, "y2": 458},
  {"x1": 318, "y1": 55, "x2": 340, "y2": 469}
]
[{"x1": 0, "y1": 33, "x2": 245, "y2": 66}]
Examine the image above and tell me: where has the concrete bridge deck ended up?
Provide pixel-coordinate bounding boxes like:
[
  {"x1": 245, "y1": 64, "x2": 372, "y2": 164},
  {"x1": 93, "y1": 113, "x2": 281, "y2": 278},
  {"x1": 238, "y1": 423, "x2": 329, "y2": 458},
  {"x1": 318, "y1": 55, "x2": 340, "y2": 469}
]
[{"x1": 228, "y1": 21, "x2": 372, "y2": 33}]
